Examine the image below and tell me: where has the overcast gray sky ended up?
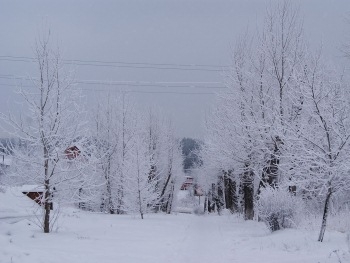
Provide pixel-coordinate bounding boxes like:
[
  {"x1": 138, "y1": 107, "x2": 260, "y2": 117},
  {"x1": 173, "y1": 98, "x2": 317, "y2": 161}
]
[{"x1": 0, "y1": 0, "x2": 349, "y2": 138}]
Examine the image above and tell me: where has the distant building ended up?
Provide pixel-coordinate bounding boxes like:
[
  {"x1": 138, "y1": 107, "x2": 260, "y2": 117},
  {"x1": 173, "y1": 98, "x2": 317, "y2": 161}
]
[
  {"x1": 64, "y1": 145, "x2": 81, "y2": 160},
  {"x1": 180, "y1": 176, "x2": 194, "y2": 190},
  {"x1": 0, "y1": 155, "x2": 11, "y2": 177},
  {"x1": 21, "y1": 185, "x2": 53, "y2": 210},
  {"x1": 0, "y1": 155, "x2": 11, "y2": 167}
]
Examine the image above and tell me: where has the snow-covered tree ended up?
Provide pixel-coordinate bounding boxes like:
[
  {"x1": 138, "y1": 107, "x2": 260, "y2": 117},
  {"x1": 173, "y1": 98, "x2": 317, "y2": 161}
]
[
  {"x1": 91, "y1": 97, "x2": 182, "y2": 216},
  {"x1": 92, "y1": 93, "x2": 137, "y2": 214},
  {"x1": 285, "y1": 52, "x2": 350, "y2": 242},
  {"x1": 0, "y1": 30, "x2": 87, "y2": 233},
  {"x1": 124, "y1": 130, "x2": 159, "y2": 219},
  {"x1": 157, "y1": 121, "x2": 184, "y2": 213},
  {"x1": 141, "y1": 109, "x2": 184, "y2": 214},
  {"x1": 200, "y1": 0, "x2": 305, "y2": 220}
]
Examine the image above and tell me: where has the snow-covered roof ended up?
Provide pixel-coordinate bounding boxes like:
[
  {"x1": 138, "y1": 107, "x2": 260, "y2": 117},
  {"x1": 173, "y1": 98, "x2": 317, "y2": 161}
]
[
  {"x1": 0, "y1": 186, "x2": 39, "y2": 220},
  {"x1": 0, "y1": 156, "x2": 12, "y2": 166},
  {"x1": 18, "y1": 184, "x2": 45, "y2": 192}
]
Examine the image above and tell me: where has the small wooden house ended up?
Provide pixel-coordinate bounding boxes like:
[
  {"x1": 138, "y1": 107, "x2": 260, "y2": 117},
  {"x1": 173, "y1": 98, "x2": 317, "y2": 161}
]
[
  {"x1": 180, "y1": 176, "x2": 194, "y2": 190},
  {"x1": 21, "y1": 185, "x2": 53, "y2": 210},
  {"x1": 64, "y1": 145, "x2": 81, "y2": 160}
]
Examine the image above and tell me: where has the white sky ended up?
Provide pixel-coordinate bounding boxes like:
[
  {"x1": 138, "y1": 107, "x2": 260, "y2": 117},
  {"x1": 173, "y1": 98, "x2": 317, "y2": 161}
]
[{"x1": 0, "y1": 0, "x2": 349, "y2": 138}]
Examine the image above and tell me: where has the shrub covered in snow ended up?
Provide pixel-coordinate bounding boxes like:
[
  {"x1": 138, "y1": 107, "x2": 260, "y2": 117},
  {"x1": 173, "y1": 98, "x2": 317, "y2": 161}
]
[{"x1": 257, "y1": 187, "x2": 304, "y2": 232}]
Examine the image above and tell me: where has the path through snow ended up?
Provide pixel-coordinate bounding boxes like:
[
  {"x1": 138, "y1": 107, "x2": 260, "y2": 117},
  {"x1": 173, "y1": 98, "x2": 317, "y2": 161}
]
[
  {"x1": 171, "y1": 215, "x2": 235, "y2": 263},
  {"x1": 0, "y1": 210, "x2": 349, "y2": 263}
]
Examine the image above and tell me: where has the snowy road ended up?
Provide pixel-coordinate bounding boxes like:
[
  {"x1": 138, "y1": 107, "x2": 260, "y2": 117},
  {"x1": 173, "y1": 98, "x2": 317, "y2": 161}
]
[
  {"x1": 171, "y1": 215, "x2": 235, "y2": 263},
  {"x1": 0, "y1": 211, "x2": 348, "y2": 263}
]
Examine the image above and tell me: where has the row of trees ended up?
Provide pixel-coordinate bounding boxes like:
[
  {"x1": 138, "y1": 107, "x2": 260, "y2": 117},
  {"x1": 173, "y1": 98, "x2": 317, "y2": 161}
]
[
  {"x1": 91, "y1": 94, "x2": 183, "y2": 217},
  {"x1": 0, "y1": 31, "x2": 184, "y2": 232},
  {"x1": 199, "y1": 1, "x2": 350, "y2": 242}
]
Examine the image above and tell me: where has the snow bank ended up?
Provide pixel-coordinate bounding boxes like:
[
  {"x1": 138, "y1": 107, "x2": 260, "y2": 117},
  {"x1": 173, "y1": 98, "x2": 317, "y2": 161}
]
[{"x1": 0, "y1": 187, "x2": 38, "y2": 220}]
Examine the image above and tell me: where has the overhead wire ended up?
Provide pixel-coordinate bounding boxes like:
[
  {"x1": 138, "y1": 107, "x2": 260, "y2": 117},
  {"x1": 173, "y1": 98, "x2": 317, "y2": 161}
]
[
  {"x1": 0, "y1": 55, "x2": 230, "y2": 68},
  {"x1": 0, "y1": 83, "x2": 218, "y2": 95},
  {"x1": 0, "y1": 55, "x2": 230, "y2": 95},
  {"x1": 0, "y1": 55, "x2": 231, "y2": 72},
  {"x1": 0, "y1": 74, "x2": 227, "y2": 90}
]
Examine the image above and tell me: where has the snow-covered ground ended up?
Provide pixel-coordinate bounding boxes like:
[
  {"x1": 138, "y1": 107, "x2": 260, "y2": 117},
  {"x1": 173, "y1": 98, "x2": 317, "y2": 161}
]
[
  {"x1": 0, "y1": 187, "x2": 37, "y2": 222},
  {"x1": 0, "y1": 188, "x2": 349, "y2": 263}
]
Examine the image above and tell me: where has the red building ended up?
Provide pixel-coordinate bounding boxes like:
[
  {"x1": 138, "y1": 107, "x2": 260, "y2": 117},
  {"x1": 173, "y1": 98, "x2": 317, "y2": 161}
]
[
  {"x1": 180, "y1": 176, "x2": 194, "y2": 190},
  {"x1": 64, "y1": 145, "x2": 81, "y2": 160}
]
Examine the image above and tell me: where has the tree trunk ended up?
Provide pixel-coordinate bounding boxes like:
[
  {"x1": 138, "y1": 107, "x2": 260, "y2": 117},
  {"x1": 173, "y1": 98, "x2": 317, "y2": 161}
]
[
  {"x1": 166, "y1": 183, "x2": 175, "y2": 214},
  {"x1": 259, "y1": 140, "x2": 280, "y2": 193},
  {"x1": 210, "y1": 183, "x2": 216, "y2": 213},
  {"x1": 224, "y1": 175, "x2": 237, "y2": 212},
  {"x1": 43, "y1": 142, "x2": 50, "y2": 233},
  {"x1": 159, "y1": 170, "x2": 172, "y2": 212},
  {"x1": 106, "y1": 175, "x2": 114, "y2": 214},
  {"x1": 243, "y1": 182, "x2": 254, "y2": 220},
  {"x1": 105, "y1": 158, "x2": 114, "y2": 214},
  {"x1": 208, "y1": 199, "x2": 213, "y2": 213},
  {"x1": 217, "y1": 176, "x2": 225, "y2": 211},
  {"x1": 44, "y1": 178, "x2": 51, "y2": 233},
  {"x1": 243, "y1": 169, "x2": 254, "y2": 220},
  {"x1": 138, "y1": 189, "x2": 144, "y2": 219},
  {"x1": 318, "y1": 188, "x2": 332, "y2": 242},
  {"x1": 116, "y1": 178, "x2": 124, "y2": 214}
]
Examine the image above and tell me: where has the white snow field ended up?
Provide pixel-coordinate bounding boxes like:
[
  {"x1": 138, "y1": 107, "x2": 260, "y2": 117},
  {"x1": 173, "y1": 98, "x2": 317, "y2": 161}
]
[{"x1": 0, "y1": 188, "x2": 349, "y2": 263}]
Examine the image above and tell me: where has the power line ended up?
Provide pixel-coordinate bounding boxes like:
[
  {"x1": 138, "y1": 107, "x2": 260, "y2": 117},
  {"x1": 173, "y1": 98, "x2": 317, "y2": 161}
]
[
  {"x1": 0, "y1": 55, "x2": 231, "y2": 72},
  {"x1": 0, "y1": 55, "x2": 230, "y2": 68},
  {"x1": 0, "y1": 83, "x2": 217, "y2": 95},
  {"x1": 74, "y1": 80, "x2": 225, "y2": 89},
  {"x1": 0, "y1": 74, "x2": 227, "y2": 89}
]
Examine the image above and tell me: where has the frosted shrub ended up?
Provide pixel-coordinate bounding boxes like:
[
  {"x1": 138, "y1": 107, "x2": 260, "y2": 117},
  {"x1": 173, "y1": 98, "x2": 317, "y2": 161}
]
[{"x1": 257, "y1": 187, "x2": 304, "y2": 232}]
